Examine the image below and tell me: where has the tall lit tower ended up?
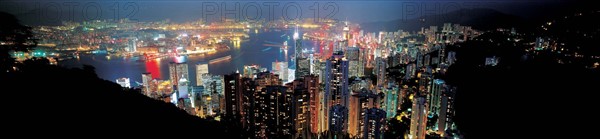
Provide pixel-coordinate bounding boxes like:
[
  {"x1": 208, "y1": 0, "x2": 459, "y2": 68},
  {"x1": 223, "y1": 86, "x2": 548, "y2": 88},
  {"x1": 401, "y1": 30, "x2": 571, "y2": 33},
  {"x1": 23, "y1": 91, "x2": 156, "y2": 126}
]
[
  {"x1": 128, "y1": 37, "x2": 137, "y2": 53},
  {"x1": 429, "y1": 79, "x2": 445, "y2": 116},
  {"x1": 329, "y1": 104, "x2": 348, "y2": 133},
  {"x1": 304, "y1": 75, "x2": 321, "y2": 134},
  {"x1": 335, "y1": 20, "x2": 350, "y2": 52},
  {"x1": 363, "y1": 108, "x2": 386, "y2": 139},
  {"x1": 343, "y1": 20, "x2": 350, "y2": 41},
  {"x1": 169, "y1": 62, "x2": 189, "y2": 86},
  {"x1": 323, "y1": 51, "x2": 349, "y2": 135},
  {"x1": 196, "y1": 63, "x2": 209, "y2": 86},
  {"x1": 346, "y1": 47, "x2": 362, "y2": 77},
  {"x1": 177, "y1": 76, "x2": 189, "y2": 99},
  {"x1": 410, "y1": 97, "x2": 428, "y2": 139},
  {"x1": 325, "y1": 52, "x2": 350, "y2": 108},
  {"x1": 295, "y1": 25, "x2": 310, "y2": 78},
  {"x1": 141, "y1": 72, "x2": 153, "y2": 95},
  {"x1": 224, "y1": 73, "x2": 243, "y2": 117},
  {"x1": 294, "y1": 25, "x2": 301, "y2": 58}
]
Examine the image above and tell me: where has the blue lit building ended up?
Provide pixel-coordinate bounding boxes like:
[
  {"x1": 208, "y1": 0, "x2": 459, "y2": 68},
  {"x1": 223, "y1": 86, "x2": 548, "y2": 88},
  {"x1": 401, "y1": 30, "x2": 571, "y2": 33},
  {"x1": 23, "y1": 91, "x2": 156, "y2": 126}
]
[
  {"x1": 383, "y1": 82, "x2": 399, "y2": 118},
  {"x1": 329, "y1": 104, "x2": 348, "y2": 133},
  {"x1": 325, "y1": 51, "x2": 350, "y2": 108},
  {"x1": 363, "y1": 108, "x2": 386, "y2": 139},
  {"x1": 429, "y1": 79, "x2": 445, "y2": 116},
  {"x1": 191, "y1": 85, "x2": 204, "y2": 108}
]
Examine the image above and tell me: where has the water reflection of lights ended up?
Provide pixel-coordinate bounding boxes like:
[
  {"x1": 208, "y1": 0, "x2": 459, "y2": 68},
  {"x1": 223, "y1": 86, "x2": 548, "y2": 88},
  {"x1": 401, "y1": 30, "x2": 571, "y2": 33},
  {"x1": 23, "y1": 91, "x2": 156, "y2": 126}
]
[
  {"x1": 146, "y1": 58, "x2": 161, "y2": 79},
  {"x1": 232, "y1": 39, "x2": 241, "y2": 48}
]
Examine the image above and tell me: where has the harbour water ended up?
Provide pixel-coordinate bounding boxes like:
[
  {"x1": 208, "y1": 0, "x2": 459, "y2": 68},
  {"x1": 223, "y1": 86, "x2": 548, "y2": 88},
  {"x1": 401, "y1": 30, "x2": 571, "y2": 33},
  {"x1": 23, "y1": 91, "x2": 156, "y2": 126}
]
[{"x1": 59, "y1": 30, "x2": 319, "y2": 86}]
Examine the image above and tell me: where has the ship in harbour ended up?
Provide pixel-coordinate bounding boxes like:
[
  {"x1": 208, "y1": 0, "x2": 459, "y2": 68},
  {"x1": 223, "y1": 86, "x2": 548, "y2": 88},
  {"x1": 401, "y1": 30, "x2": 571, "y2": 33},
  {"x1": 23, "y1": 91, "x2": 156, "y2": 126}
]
[{"x1": 209, "y1": 55, "x2": 232, "y2": 64}]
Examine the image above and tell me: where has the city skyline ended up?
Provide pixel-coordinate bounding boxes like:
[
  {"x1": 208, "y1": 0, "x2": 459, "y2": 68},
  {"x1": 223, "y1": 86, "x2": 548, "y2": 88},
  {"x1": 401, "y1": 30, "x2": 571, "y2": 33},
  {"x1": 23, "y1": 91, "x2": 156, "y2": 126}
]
[{"x1": 1, "y1": 0, "x2": 598, "y2": 138}]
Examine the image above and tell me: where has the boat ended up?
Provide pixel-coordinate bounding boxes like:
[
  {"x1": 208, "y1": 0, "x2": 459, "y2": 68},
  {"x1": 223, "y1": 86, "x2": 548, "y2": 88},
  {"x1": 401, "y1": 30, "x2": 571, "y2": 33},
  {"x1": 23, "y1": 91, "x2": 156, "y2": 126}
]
[{"x1": 209, "y1": 55, "x2": 232, "y2": 64}]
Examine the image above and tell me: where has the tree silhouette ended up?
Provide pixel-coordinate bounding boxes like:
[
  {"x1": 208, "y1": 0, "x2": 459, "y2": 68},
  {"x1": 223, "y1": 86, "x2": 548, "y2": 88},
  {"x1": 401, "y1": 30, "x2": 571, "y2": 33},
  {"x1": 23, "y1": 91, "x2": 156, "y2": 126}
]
[
  {"x1": 0, "y1": 12, "x2": 37, "y2": 73},
  {"x1": 445, "y1": 30, "x2": 600, "y2": 138}
]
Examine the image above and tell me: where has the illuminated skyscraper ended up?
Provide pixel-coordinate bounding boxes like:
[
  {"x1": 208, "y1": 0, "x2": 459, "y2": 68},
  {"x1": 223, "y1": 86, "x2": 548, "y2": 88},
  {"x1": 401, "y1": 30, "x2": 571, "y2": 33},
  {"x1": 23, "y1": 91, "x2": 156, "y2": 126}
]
[
  {"x1": 410, "y1": 97, "x2": 428, "y2": 139},
  {"x1": 177, "y1": 76, "x2": 189, "y2": 99},
  {"x1": 324, "y1": 51, "x2": 349, "y2": 134},
  {"x1": 224, "y1": 73, "x2": 243, "y2": 118},
  {"x1": 303, "y1": 75, "x2": 321, "y2": 134},
  {"x1": 254, "y1": 86, "x2": 293, "y2": 138},
  {"x1": 375, "y1": 57, "x2": 387, "y2": 87},
  {"x1": 272, "y1": 61, "x2": 288, "y2": 82},
  {"x1": 325, "y1": 51, "x2": 350, "y2": 107},
  {"x1": 285, "y1": 79, "x2": 311, "y2": 138},
  {"x1": 383, "y1": 82, "x2": 399, "y2": 118},
  {"x1": 115, "y1": 78, "x2": 130, "y2": 88},
  {"x1": 294, "y1": 25, "x2": 302, "y2": 59},
  {"x1": 243, "y1": 65, "x2": 262, "y2": 79},
  {"x1": 196, "y1": 63, "x2": 209, "y2": 86},
  {"x1": 313, "y1": 59, "x2": 327, "y2": 83},
  {"x1": 241, "y1": 77, "x2": 256, "y2": 129},
  {"x1": 343, "y1": 20, "x2": 350, "y2": 41},
  {"x1": 255, "y1": 71, "x2": 282, "y2": 90},
  {"x1": 346, "y1": 47, "x2": 363, "y2": 77},
  {"x1": 128, "y1": 37, "x2": 137, "y2": 53},
  {"x1": 336, "y1": 40, "x2": 348, "y2": 53},
  {"x1": 296, "y1": 57, "x2": 311, "y2": 78},
  {"x1": 438, "y1": 86, "x2": 456, "y2": 135},
  {"x1": 191, "y1": 86, "x2": 204, "y2": 117},
  {"x1": 350, "y1": 88, "x2": 379, "y2": 138},
  {"x1": 174, "y1": 75, "x2": 193, "y2": 115},
  {"x1": 294, "y1": 27, "x2": 310, "y2": 79},
  {"x1": 429, "y1": 79, "x2": 445, "y2": 116},
  {"x1": 416, "y1": 51, "x2": 424, "y2": 68},
  {"x1": 363, "y1": 108, "x2": 386, "y2": 139},
  {"x1": 169, "y1": 62, "x2": 189, "y2": 86},
  {"x1": 318, "y1": 88, "x2": 328, "y2": 133},
  {"x1": 201, "y1": 74, "x2": 224, "y2": 116},
  {"x1": 418, "y1": 67, "x2": 433, "y2": 97},
  {"x1": 141, "y1": 72, "x2": 153, "y2": 95},
  {"x1": 349, "y1": 93, "x2": 360, "y2": 137},
  {"x1": 329, "y1": 104, "x2": 348, "y2": 133}
]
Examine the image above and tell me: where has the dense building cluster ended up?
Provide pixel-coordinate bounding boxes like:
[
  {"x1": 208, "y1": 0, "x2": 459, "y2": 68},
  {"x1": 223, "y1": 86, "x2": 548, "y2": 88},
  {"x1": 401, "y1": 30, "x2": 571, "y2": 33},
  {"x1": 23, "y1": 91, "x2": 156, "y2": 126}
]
[{"x1": 129, "y1": 22, "x2": 478, "y2": 138}]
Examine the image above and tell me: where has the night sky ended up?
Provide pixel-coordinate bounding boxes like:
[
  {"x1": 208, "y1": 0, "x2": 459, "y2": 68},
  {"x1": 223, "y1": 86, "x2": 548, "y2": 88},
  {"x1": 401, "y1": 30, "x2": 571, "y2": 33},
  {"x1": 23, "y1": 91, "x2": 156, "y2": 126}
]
[{"x1": 0, "y1": 0, "x2": 588, "y2": 26}]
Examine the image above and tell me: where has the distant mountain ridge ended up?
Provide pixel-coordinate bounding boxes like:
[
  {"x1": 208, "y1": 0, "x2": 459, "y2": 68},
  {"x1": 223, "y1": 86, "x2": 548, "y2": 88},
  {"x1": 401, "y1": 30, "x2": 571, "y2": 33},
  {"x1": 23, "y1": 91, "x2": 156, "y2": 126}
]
[{"x1": 361, "y1": 8, "x2": 528, "y2": 32}]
